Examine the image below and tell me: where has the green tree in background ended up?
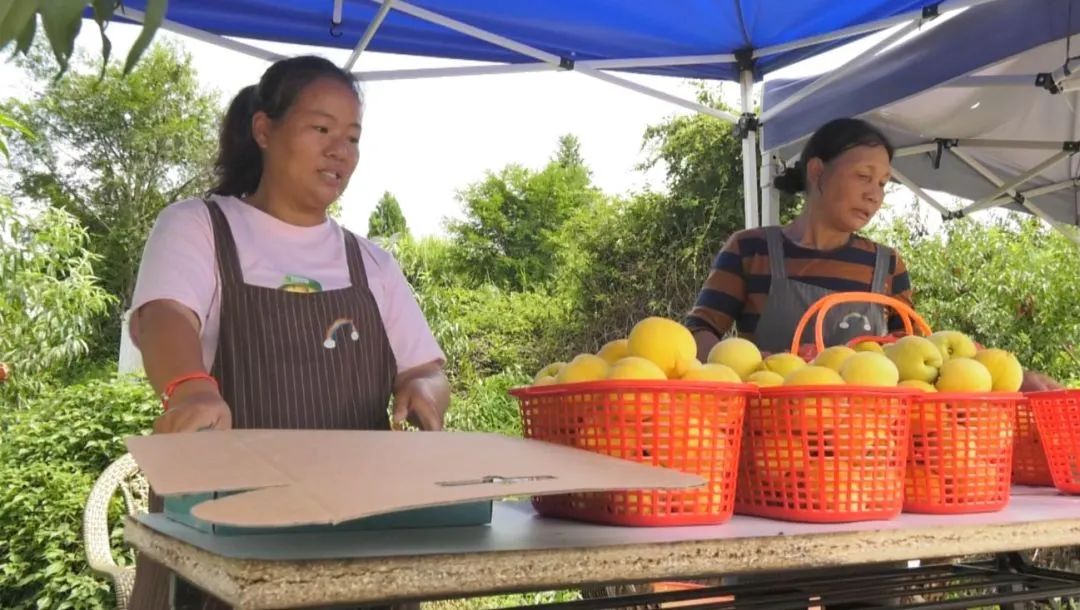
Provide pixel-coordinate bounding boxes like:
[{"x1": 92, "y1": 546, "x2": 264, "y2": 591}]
[
  {"x1": 368, "y1": 191, "x2": 410, "y2": 239},
  {"x1": 873, "y1": 208, "x2": 1080, "y2": 385},
  {"x1": 2, "y1": 42, "x2": 220, "y2": 353},
  {"x1": 0, "y1": 197, "x2": 113, "y2": 405},
  {"x1": 556, "y1": 96, "x2": 749, "y2": 349},
  {"x1": 447, "y1": 134, "x2": 603, "y2": 291}
]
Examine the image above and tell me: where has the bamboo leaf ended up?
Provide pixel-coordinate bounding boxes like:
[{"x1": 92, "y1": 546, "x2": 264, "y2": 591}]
[
  {"x1": 0, "y1": 0, "x2": 37, "y2": 52},
  {"x1": 0, "y1": 0, "x2": 15, "y2": 27},
  {"x1": 40, "y1": 0, "x2": 86, "y2": 75},
  {"x1": 14, "y1": 10, "x2": 35, "y2": 56},
  {"x1": 123, "y1": 0, "x2": 166, "y2": 75},
  {"x1": 0, "y1": 114, "x2": 34, "y2": 139},
  {"x1": 92, "y1": 0, "x2": 114, "y2": 74}
]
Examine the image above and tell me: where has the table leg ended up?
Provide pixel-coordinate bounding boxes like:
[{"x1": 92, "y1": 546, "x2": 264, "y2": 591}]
[{"x1": 170, "y1": 573, "x2": 205, "y2": 610}]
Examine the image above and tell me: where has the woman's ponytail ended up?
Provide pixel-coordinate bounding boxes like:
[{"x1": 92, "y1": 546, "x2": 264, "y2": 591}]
[{"x1": 210, "y1": 85, "x2": 263, "y2": 197}]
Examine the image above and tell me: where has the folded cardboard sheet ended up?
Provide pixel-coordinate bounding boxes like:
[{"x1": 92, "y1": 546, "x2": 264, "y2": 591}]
[{"x1": 126, "y1": 430, "x2": 705, "y2": 528}]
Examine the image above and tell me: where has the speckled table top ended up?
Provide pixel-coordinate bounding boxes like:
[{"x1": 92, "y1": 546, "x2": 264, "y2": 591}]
[{"x1": 125, "y1": 486, "x2": 1080, "y2": 609}]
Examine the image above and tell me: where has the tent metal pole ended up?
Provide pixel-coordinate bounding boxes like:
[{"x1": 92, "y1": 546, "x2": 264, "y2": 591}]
[
  {"x1": 741, "y1": 69, "x2": 760, "y2": 228},
  {"x1": 354, "y1": 53, "x2": 739, "y2": 81},
  {"x1": 924, "y1": 148, "x2": 1080, "y2": 245},
  {"x1": 583, "y1": 70, "x2": 739, "y2": 122},
  {"x1": 890, "y1": 168, "x2": 953, "y2": 216},
  {"x1": 958, "y1": 150, "x2": 1071, "y2": 215},
  {"x1": 894, "y1": 142, "x2": 939, "y2": 157},
  {"x1": 950, "y1": 147, "x2": 1012, "y2": 189},
  {"x1": 949, "y1": 151, "x2": 1080, "y2": 241},
  {"x1": 575, "y1": 54, "x2": 737, "y2": 69},
  {"x1": 760, "y1": 130, "x2": 781, "y2": 226},
  {"x1": 1019, "y1": 204, "x2": 1080, "y2": 246},
  {"x1": 118, "y1": 6, "x2": 285, "y2": 62},
  {"x1": 353, "y1": 54, "x2": 737, "y2": 81},
  {"x1": 344, "y1": 0, "x2": 396, "y2": 70},
  {"x1": 355, "y1": 64, "x2": 559, "y2": 81},
  {"x1": 372, "y1": 0, "x2": 739, "y2": 122},
  {"x1": 760, "y1": 17, "x2": 924, "y2": 123},
  {"x1": 752, "y1": 0, "x2": 1001, "y2": 59},
  {"x1": 953, "y1": 138, "x2": 1075, "y2": 150},
  {"x1": 943, "y1": 74, "x2": 1037, "y2": 88},
  {"x1": 988, "y1": 179, "x2": 1078, "y2": 205}
]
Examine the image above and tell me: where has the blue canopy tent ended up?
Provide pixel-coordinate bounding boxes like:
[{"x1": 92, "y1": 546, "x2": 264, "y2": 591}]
[
  {"x1": 109, "y1": 0, "x2": 998, "y2": 228},
  {"x1": 761, "y1": 0, "x2": 1080, "y2": 238}
]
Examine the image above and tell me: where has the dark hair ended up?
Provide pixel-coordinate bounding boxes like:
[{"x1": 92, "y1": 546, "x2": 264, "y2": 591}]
[
  {"x1": 773, "y1": 118, "x2": 894, "y2": 195},
  {"x1": 210, "y1": 55, "x2": 360, "y2": 197}
]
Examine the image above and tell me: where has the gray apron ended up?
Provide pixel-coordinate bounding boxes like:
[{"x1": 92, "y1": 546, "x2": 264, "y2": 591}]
[
  {"x1": 752, "y1": 226, "x2": 891, "y2": 354},
  {"x1": 726, "y1": 227, "x2": 909, "y2": 600}
]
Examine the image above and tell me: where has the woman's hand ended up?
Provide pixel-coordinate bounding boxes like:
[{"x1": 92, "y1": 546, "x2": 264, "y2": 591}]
[
  {"x1": 392, "y1": 362, "x2": 450, "y2": 431},
  {"x1": 1020, "y1": 370, "x2": 1064, "y2": 393},
  {"x1": 153, "y1": 384, "x2": 233, "y2": 434}
]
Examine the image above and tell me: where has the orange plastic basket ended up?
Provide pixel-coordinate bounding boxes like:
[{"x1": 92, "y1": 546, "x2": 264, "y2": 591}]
[
  {"x1": 1028, "y1": 390, "x2": 1080, "y2": 494},
  {"x1": 904, "y1": 393, "x2": 1019, "y2": 513},
  {"x1": 735, "y1": 385, "x2": 913, "y2": 522},
  {"x1": 511, "y1": 380, "x2": 751, "y2": 526},
  {"x1": 735, "y1": 292, "x2": 923, "y2": 523},
  {"x1": 1012, "y1": 397, "x2": 1054, "y2": 486}
]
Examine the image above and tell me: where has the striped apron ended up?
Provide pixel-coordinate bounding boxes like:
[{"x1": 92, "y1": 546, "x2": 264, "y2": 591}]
[{"x1": 128, "y1": 199, "x2": 399, "y2": 609}]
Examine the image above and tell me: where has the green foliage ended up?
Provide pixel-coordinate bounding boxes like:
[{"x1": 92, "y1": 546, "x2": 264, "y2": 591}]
[
  {"x1": 0, "y1": 462, "x2": 114, "y2": 610},
  {"x1": 3, "y1": 42, "x2": 219, "y2": 352},
  {"x1": 445, "y1": 369, "x2": 531, "y2": 437},
  {"x1": 554, "y1": 104, "x2": 749, "y2": 348},
  {"x1": 0, "y1": 376, "x2": 158, "y2": 471},
  {"x1": 447, "y1": 135, "x2": 603, "y2": 291},
  {"x1": 0, "y1": 109, "x2": 33, "y2": 163},
  {"x1": 389, "y1": 234, "x2": 574, "y2": 384},
  {"x1": 0, "y1": 197, "x2": 114, "y2": 403},
  {"x1": 441, "y1": 286, "x2": 575, "y2": 382},
  {"x1": 0, "y1": 0, "x2": 168, "y2": 77},
  {"x1": 368, "y1": 191, "x2": 409, "y2": 239},
  {"x1": 872, "y1": 210, "x2": 1080, "y2": 384},
  {"x1": 0, "y1": 375, "x2": 158, "y2": 609}
]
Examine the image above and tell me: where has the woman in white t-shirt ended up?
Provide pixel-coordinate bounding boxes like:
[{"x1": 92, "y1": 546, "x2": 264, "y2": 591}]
[{"x1": 128, "y1": 55, "x2": 444, "y2": 610}]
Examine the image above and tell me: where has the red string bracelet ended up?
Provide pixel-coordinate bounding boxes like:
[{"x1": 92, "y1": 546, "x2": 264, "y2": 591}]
[{"x1": 161, "y1": 373, "x2": 218, "y2": 411}]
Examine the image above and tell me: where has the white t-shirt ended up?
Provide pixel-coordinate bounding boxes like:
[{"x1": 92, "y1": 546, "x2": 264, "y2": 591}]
[{"x1": 128, "y1": 195, "x2": 444, "y2": 374}]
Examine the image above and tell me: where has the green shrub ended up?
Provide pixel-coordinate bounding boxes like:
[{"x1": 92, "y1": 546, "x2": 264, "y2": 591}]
[
  {"x1": 0, "y1": 374, "x2": 157, "y2": 609},
  {"x1": 0, "y1": 462, "x2": 121, "y2": 609},
  {"x1": 439, "y1": 286, "x2": 575, "y2": 382},
  {"x1": 1, "y1": 376, "x2": 158, "y2": 474},
  {"x1": 447, "y1": 369, "x2": 531, "y2": 437}
]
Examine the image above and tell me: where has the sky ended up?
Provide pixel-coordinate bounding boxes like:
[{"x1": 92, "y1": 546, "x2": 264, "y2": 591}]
[{"x1": 0, "y1": 12, "x2": 958, "y2": 239}]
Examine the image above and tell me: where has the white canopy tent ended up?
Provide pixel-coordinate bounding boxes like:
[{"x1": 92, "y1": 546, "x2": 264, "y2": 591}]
[{"x1": 762, "y1": 0, "x2": 1080, "y2": 239}]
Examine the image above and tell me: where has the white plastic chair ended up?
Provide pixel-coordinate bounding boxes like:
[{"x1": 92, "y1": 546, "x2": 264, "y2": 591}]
[{"x1": 83, "y1": 453, "x2": 148, "y2": 610}]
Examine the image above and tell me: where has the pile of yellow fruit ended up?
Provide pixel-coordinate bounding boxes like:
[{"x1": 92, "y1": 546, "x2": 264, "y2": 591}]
[
  {"x1": 703, "y1": 330, "x2": 1024, "y2": 393},
  {"x1": 532, "y1": 316, "x2": 1024, "y2": 394},
  {"x1": 532, "y1": 317, "x2": 748, "y2": 387}
]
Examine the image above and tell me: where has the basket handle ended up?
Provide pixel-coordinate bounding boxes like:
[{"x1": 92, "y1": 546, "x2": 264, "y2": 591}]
[{"x1": 789, "y1": 291, "x2": 933, "y2": 354}]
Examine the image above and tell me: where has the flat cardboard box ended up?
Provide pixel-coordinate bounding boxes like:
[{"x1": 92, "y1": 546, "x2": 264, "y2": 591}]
[{"x1": 126, "y1": 430, "x2": 705, "y2": 530}]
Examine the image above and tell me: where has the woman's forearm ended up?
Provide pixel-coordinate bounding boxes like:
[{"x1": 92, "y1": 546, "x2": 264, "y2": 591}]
[{"x1": 131, "y1": 300, "x2": 218, "y2": 399}]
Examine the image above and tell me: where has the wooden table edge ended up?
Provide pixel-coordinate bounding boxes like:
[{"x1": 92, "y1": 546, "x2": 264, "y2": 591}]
[{"x1": 124, "y1": 514, "x2": 1080, "y2": 608}]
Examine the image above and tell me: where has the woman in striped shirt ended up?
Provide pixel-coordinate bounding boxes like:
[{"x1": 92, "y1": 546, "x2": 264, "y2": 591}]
[
  {"x1": 688, "y1": 118, "x2": 907, "y2": 359},
  {"x1": 686, "y1": 118, "x2": 1059, "y2": 392}
]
